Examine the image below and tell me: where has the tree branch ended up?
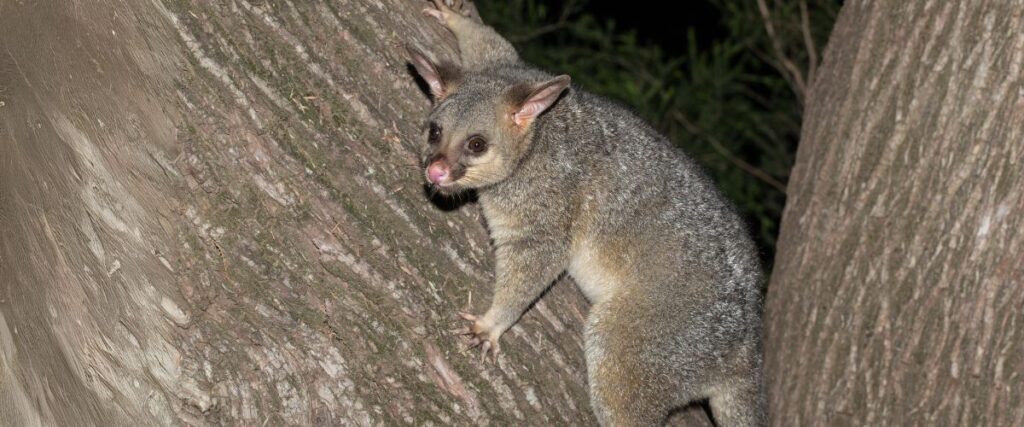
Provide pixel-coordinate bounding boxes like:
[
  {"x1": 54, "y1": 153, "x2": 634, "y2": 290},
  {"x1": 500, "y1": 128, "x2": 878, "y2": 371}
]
[
  {"x1": 799, "y1": 0, "x2": 819, "y2": 87},
  {"x1": 674, "y1": 112, "x2": 788, "y2": 194},
  {"x1": 508, "y1": 0, "x2": 581, "y2": 43},
  {"x1": 755, "y1": 0, "x2": 807, "y2": 103}
]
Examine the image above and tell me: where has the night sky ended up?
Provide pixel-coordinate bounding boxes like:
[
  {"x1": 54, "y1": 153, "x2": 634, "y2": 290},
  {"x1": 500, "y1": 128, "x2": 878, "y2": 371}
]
[{"x1": 584, "y1": 0, "x2": 726, "y2": 55}]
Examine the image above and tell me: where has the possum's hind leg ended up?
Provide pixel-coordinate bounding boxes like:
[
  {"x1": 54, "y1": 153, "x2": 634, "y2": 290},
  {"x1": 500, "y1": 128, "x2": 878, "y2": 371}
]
[
  {"x1": 584, "y1": 299, "x2": 705, "y2": 427},
  {"x1": 422, "y1": 0, "x2": 520, "y2": 69}
]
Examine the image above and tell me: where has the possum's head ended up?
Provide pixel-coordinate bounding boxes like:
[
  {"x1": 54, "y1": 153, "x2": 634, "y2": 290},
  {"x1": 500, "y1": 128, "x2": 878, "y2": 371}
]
[{"x1": 406, "y1": 47, "x2": 570, "y2": 195}]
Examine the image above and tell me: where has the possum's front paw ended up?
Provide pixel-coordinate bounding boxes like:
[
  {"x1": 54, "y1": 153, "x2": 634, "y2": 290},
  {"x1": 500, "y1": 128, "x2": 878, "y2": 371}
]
[
  {"x1": 453, "y1": 312, "x2": 502, "y2": 363},
  {"x1": 422, "y1": 0, "x2": 455, "y2": 25}
]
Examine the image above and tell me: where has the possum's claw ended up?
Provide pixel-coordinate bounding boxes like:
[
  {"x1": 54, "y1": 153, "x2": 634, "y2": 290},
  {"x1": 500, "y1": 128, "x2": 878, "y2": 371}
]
[
  {"x1": 422, "y1": 7, "x2": 445, "y2": 25},
  {"x1": 423, "y1": 0, "x2": 458, "y2": 26},
  {"x1": 454, "y1": 311, "x2": 501, "y2": 363}
]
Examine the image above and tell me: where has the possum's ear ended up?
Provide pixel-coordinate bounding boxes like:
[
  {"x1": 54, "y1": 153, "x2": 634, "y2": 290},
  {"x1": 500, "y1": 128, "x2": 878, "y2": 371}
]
[
  {"x1": 406, "y1": 46, "x2": 461, "y2": 100},
  {"x1": 507, "y1": 75, "x2": 571, "y2": 129}
]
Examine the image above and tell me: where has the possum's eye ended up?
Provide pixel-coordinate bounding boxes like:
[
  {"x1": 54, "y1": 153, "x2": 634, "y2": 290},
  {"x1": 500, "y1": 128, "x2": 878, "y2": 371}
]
[
  {"x1": 428, "y1": 122, "x2": 442, "y2": 145},
  {"x1": 466, "y1": 135, "x2": 488, "y2": 154}
]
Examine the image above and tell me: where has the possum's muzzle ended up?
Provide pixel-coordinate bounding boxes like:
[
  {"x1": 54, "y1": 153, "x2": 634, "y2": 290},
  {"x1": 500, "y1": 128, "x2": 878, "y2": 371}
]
[{"x1": 424, "y1": 155, "x2": 466, "y2": 192}]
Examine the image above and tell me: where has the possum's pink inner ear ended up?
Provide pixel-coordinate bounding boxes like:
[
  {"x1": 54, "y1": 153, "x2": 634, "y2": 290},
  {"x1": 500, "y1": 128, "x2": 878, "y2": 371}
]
[
  {"x1": 407, "y1": 46, "x2": 450, "y2": 100},
  {"x1": 512, "y1": 75, "x2": 571, "y2": 128}
]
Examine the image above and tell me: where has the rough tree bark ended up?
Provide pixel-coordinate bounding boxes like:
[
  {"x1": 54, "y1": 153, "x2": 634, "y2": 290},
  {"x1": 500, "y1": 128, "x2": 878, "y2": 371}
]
[
  {"x1": 766, "y1": 1, "x2": 1024, "y2": 425},
  {"x1": 0, "y1": 1, "x2": 712, "y2": 425}
]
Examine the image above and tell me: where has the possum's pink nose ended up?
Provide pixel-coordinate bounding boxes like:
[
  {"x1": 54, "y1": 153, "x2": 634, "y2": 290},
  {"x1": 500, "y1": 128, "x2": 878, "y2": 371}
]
[{"x1": 427, "y1": 162, "x2": 450, "y2": 184}]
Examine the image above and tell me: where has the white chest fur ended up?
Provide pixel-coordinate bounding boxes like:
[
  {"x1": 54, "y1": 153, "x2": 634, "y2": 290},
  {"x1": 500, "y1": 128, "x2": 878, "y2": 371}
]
[{"x1": 479, "y1": 200, "x2": 524, "y2": 244}]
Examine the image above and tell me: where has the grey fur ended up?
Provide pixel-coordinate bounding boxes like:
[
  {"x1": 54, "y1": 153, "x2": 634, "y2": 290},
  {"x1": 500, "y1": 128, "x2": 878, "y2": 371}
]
[{"x1": 409, "y1": 3, "x2": 765, "y2": 426}]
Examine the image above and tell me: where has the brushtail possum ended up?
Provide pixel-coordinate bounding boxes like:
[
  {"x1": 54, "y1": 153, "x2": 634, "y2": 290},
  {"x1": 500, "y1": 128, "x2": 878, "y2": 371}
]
[{"x1": 407, "y1": 2, "x2": 765, "y2": 425}]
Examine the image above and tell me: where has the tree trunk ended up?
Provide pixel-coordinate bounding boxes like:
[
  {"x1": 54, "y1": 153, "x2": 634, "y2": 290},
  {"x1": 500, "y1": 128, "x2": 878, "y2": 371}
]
[
  {"x1": 0, "y1": 1, "x2": 686, "y2": 425},
  {"x1": 766, "y1": 1, "x2": 1024, "y2": 425}
]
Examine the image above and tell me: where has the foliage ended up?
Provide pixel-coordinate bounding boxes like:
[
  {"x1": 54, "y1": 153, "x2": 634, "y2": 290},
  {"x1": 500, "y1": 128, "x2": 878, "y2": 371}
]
[{"x1": 476, "y1": 0, "x2": 839, "y2": 267}]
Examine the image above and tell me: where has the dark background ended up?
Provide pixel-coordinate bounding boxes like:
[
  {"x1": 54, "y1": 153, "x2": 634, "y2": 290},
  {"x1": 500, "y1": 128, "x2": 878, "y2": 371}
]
[{"x1": 587, "y1": 1, "x2": 725, "y2": 53}]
